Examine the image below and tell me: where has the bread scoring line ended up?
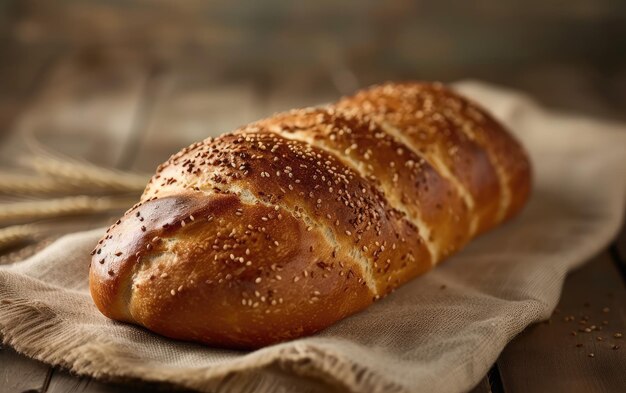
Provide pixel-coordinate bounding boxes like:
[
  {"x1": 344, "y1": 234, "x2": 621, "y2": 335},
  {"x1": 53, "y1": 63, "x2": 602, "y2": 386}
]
[{"x1": 263, "y1": 125, "x2": 440, "y2": 264}]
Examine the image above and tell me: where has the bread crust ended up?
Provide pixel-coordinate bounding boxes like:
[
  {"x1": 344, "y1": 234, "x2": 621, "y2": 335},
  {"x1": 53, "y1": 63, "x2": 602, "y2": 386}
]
[{"x1": 90, "y1": 82, "x2": 531, "y2": 348}]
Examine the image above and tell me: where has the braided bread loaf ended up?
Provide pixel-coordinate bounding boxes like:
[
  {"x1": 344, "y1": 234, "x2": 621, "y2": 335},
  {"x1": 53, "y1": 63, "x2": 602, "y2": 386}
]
[{"x1": 90, "y1": 82, "x2": 531, "y2": 349}]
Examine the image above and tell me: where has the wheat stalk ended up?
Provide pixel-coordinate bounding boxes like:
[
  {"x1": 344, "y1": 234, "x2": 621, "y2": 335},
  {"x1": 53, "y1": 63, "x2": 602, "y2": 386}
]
[
  {"x1": 24, "y1": 156, "x2": 149, "y2": 192},
  {"x1": 0, "y1": 173, "x2": 79, "y2": 195},
  {"x1": 16, "y1": 127, "x2": 152, "y2": 194},
  {"x1": 0, "y1": 224, "x2": 43, "y2": 251},
  {"x1": 0, "y1": 196, "x2": 137, "y2": 224}
]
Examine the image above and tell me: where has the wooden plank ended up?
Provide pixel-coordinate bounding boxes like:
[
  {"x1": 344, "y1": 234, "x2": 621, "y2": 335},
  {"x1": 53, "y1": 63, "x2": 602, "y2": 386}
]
[
  {"x1": 0, "y1": 346, "x2": 51, "y2": 393},
  {"x1": 613, "y1": 224, "x2": 626, "y2": 270},
  {"x1": 468, "y1": 376, "x2": 493, "y2": 393},
  {"x1": 0, "y1": 42, "x2": 62, "y2": 147},
  {"x1": 130, "y1": 68, "x2": 263, "y2": 173},
  {"x1": 1, "y1": 51, "x2": 148, "y2": 167},
  {"x1": 261, "y1": 69, "x2": 338, "y2": 117},
  {"x1": 497, "y1": 250, "x2": 626, "y2": 392}
]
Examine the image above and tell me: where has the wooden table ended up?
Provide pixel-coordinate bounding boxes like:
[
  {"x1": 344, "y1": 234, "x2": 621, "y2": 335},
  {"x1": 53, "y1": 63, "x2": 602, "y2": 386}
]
[{"x1": 0, "y1": 51, "x2": 625, "y2": 393}]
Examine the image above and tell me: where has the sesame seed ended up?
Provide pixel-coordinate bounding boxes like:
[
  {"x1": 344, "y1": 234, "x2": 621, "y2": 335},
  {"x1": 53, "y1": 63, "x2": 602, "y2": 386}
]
[
  {"x1": 171, "y1": 289, "x2": 176, "y2": 296},
  {"x1": 255, "y1": 277, "x2": 262, "y2": 283},
  {"x1": 161, "y1": 273, "x2": 168, "y2": 278}
]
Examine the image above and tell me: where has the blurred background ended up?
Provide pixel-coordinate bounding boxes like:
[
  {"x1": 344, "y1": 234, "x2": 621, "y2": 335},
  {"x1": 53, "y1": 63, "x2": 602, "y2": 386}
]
[{"x1": 0, "y1": 0, "x2": 625, "y2": 257}]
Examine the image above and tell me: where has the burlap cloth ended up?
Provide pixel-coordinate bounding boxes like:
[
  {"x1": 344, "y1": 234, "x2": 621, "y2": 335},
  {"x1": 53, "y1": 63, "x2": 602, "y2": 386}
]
[{"x1": 1, "y1": 82, "x2": 625, "y2": 393}]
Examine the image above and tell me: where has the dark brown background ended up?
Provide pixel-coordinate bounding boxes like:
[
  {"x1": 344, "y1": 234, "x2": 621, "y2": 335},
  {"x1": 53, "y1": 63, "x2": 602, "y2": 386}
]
[{"x1": 2, "y1": 0, "x2": 626, "y2": 132}]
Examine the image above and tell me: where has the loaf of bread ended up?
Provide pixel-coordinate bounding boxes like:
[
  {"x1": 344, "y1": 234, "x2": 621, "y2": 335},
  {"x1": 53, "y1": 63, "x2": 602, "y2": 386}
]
[{"x1": 89, "y1": 82, "x2": 531, "y2": 349}]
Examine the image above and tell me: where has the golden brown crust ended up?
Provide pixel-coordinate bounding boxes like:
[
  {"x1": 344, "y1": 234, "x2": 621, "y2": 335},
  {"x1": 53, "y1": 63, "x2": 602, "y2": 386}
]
[
  {"x1": 335, "y1": 82, "x2": 531, "y2": 233},
  {"x1": 90, "y1": 192, "x2": 374, "y2": 349},
  {"x1": 90, "y1": 81, "x2": 531, "y2": 348}
]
